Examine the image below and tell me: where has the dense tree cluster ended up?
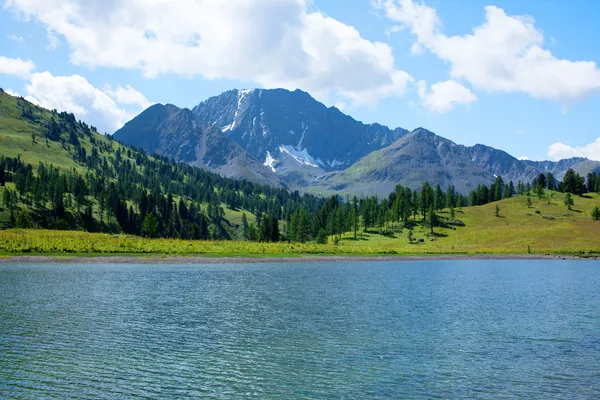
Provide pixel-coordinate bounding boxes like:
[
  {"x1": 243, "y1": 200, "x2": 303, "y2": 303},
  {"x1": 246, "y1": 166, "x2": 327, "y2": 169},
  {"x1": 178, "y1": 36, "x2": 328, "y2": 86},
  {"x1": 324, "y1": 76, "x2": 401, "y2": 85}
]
[
  {"x1": 468, "y1": 170, "x2": 600, "y2": 208},
  {"x1": 0, "y1": 109, "x2": 327, "y2": 240}
]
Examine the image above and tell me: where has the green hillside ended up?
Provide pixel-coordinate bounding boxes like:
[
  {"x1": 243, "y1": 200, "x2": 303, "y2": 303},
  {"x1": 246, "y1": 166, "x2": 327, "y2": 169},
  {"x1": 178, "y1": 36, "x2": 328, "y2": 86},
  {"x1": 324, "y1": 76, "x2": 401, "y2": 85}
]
[
  {"x1": 0, "y1": 88, "x2": 599, "y2": 257},
  {"x1": 0, "y1": 89, "x2": 323, "y2": 241}
]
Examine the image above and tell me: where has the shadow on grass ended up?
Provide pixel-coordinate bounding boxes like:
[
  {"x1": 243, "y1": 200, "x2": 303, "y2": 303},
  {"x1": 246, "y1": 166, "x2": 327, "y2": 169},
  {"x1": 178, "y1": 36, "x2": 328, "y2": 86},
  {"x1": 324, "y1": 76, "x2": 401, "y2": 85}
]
[{"x1": 430, "y1": 232, "x2": 449, "y2": 238}]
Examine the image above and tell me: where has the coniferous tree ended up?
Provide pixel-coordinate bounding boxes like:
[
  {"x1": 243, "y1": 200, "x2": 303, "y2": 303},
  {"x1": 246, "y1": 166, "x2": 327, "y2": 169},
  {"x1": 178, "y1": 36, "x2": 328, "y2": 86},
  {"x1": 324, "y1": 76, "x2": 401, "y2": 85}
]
[
  {"x1": 315, "y1": 228, "x2": 328, "y2": 244},
  {"x1": 427, "y1": 206, "x2": 439, "y2": 235},
  {"x1": 592, "y1": 206, "x2": 600, "y2": 221},
  {"x1": 564, "y1": 193, "x2": 574, "y2": 210}
]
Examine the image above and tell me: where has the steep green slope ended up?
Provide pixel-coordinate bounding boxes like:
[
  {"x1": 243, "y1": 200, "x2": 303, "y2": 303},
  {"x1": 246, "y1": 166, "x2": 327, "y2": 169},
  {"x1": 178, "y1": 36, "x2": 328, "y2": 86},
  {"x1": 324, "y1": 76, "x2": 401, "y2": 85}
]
[{"x1": 0, "y1": 90, "x2": 323, "y2": 239}]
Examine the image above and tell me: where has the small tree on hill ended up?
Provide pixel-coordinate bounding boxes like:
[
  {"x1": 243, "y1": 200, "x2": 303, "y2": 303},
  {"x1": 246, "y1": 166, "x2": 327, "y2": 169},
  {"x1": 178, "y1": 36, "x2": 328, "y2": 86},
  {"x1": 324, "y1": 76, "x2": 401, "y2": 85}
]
[
  {"x1": 535, "y1": 183, "x2": 544, "y2": 199},
  {"x1": 564, "y1": 193, "x2": 574, "y2": 210},
  {"x1": 526, "y1": 196, "x2": 532, "y2": 208},
  {"x1": 592, "y1": 206, "x2": 600, "y2": 221},
  {"x1": 407, "y1": 228, "x2": 414, "y2": 243},
  {"x1": 495, "y1": 204, "x2": 500, "y2": 217},
  {"x1": 316, "y1": 228, "x2": 328, "y2": 244},
  {"x1": 142, "y1": 212, "x2": 158, "y2": 238},
  {"x1": 427, "y1": 207, "x2": 439, "y2": 235}
]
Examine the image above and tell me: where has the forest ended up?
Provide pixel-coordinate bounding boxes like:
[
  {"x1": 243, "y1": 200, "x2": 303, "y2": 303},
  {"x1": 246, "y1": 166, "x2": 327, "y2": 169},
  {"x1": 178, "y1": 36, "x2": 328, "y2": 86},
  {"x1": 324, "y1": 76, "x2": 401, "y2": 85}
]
[{"x1": 1, "y1": 91, "x2": 600, "y2": 245}]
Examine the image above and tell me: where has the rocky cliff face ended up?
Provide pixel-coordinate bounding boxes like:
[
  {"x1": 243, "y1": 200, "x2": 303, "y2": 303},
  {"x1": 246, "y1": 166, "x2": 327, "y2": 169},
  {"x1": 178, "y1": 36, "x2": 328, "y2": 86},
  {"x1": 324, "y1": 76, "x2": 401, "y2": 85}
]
[
  {"x1": 192, "y1": 89, "x2": 408, "y2": 178},
  {"x1": 114, "y1": 104, "x2": 283, "y2": 188}
]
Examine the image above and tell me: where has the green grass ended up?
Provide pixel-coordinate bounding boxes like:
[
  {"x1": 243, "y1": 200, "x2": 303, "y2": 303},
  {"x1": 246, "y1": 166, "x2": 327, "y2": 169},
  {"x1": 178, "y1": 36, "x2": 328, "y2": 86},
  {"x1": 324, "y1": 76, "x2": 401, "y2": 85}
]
[
  {"x1": 1, "y1": 191, "x2": 599, "y2": 257},
  {"x1": 335, "y1": 191, "x2": 600, "y2": 255}
]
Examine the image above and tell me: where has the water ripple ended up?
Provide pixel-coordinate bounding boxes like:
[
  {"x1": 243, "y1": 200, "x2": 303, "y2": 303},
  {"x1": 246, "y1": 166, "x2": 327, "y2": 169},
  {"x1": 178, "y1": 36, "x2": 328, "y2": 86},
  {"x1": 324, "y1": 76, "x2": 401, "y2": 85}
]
[{"x1": 1, "y1": 260, "x2": 600, "y2": 399}]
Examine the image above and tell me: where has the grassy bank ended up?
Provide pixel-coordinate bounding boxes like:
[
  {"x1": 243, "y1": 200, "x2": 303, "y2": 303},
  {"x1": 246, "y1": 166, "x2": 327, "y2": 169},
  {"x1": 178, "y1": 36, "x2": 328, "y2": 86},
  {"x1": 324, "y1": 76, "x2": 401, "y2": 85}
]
[
  {"x1": 1, "y1": 191, "x2": 599, "y2": 258},
  {"x1": 0, "y1": 192, "x2": 599, "y2": 258}
]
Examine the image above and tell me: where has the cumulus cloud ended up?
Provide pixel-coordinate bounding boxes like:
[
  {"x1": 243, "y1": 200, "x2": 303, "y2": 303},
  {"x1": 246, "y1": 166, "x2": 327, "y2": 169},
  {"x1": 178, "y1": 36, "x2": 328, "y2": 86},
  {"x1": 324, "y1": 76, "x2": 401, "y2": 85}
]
[
  {"x1": 548, "y1": 138, "x2": 600, "y2": 161},
  {"x1": 104, "y1": 84, "x2": 153, "y2": 110},
  {"x1": 24, "y1": 72, "x2": 128, "y2": 132},
  {"x1": 4, "y1": 0, "x2": 412, "y2": 106},
  {"x1": 416, "y1": 79, "x2": 476, "y2": 113},
  {"x1": 0, "y1": 56, "x2": 35, "y2": 78},
  {"x1": 20, "y1": 72, "x2": 151, "y2": 133},
  {"x1": 376, "y1": 0, "x2": 600, "y2": 104},
  {"x1": 4, "y1": 88, "x2": 21, "y2": 97}
]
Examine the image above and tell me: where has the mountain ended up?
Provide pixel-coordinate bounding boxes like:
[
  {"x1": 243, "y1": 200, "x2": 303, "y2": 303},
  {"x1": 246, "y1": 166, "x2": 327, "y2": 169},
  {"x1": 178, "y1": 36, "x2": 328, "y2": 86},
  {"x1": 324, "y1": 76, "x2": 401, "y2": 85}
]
[
  {"x1": 469, "y1": 145, "x2": 600, "y2": 183},
  {"x1": 114, "y1": 104, "x2": 283, "y2": 188},
  {"x1": 192, "y1": 88, "x2": 408, "y2": 185},
  {"x1": 523, "y1": 158, "x2": 600, "y2": 179},
  {"x1": 116, "y1": 87, "x2": 600, "y2": 196},
  {"x1": 309, "y1": 128, "x2": 495, "y2": 196}
]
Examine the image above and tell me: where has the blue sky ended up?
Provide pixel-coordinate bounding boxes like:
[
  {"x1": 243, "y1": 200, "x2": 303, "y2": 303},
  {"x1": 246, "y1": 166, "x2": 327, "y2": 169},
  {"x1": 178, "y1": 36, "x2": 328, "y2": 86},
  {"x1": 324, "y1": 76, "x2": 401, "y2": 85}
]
[{"x1": 1, "y1": 0, "x2": 599, "y2": 161}]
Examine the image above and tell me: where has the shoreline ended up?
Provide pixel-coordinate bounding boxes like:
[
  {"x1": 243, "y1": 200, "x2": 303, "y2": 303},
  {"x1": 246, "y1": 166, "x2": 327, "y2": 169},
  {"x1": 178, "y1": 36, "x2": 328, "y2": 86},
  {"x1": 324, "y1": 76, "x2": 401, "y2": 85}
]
[{"x1": 0, "y1": 254, "x2": 594, "y2": 264}]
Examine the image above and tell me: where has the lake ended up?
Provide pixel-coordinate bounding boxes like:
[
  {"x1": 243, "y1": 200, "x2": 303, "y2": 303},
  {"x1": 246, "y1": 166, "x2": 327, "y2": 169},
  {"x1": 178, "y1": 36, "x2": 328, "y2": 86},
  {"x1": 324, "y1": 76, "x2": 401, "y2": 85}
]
[{"x1": 1, "y1": 260, "x2": 599, "y2": 399}]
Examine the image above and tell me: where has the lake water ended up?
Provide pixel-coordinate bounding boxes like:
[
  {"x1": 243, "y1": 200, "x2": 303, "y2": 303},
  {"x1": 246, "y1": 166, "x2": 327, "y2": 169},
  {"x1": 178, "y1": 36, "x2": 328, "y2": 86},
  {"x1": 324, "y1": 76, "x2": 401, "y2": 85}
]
[{"x1": 1, "y1": 260, "x2": 599, "y2": 399}]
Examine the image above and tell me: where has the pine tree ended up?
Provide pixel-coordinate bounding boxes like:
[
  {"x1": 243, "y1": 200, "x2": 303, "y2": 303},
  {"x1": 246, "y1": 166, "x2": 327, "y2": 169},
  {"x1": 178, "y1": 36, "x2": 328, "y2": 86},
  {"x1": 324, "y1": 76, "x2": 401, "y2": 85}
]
[
  {"x1": 316, "y1": 228, "x2": 328, "y2": 244},
  {"x1": 427, "y1": 206, "x2": 439, "y2": 235},
  {"x1": 495, "y1": 204, "x2": 500, "y2": 217},
  {"x1": 564, "y1": 193, "x2": 574, "y2": 210},
  {"x1": 592, "y1": 206, "x2": 600, "y2": 221},
  {"x1": 535, "y1": 183, "x2": 544, "y2": 199},
  {"x1": 407, "y1": 229, "x2": 414, "y2": 243}
]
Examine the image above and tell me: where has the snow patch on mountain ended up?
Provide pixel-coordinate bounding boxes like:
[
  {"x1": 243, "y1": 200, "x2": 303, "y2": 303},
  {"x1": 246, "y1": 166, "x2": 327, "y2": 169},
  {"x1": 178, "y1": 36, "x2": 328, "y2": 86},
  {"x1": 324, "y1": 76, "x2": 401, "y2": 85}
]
[
  {"x1": 263, "y1": 151, "x2": 277, "y2": 172},
  {"x1": 329, "y1": 159, "x2": 345, "y2": 168},
  {"x1": 223, "y1": 89, "x2": 254, "y2": 133},
  {"x1": 279, "y1": 145, "x2": 321, "y2": 168}
]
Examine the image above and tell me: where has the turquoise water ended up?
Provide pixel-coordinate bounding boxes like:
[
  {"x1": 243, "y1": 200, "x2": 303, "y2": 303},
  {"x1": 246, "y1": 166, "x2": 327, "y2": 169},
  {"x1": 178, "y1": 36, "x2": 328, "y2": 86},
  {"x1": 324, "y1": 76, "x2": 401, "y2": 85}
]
[{"x1": 1, "y1": 260, "x2": 599, "y2": 399}]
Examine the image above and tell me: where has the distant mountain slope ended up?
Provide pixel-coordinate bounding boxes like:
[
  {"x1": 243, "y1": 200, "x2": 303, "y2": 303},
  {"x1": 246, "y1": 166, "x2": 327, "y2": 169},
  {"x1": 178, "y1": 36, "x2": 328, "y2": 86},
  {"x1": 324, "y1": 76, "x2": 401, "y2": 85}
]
[
  {"x1": 114, "y1": 104, "x2": 283, "y2": 188},
  {"x1": 309, "y1": 128, "x2": 495, "y2": 196},
  {"x1": 115, "y1": 87, "x2": 600, "y2": 196},
  {"x1": 192, "y1": 88, "x2": 408, "y2": 179},
  {"x1": 468, "y1": 144, "x2": 600, "y2": 184},
  {"x1": 523, "y1": 158, "x2": 600, "y2": 179}
]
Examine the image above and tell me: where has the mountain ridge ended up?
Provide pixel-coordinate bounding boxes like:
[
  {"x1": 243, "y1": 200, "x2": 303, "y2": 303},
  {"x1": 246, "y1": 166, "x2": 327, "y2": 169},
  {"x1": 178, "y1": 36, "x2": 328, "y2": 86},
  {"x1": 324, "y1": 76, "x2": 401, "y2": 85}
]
[
  {"x1": 115, "y1": 87, "x2": 600, "y2": 196},
  {"x1": 114, "y1": 102, "x2": 284, "y2": 188}
]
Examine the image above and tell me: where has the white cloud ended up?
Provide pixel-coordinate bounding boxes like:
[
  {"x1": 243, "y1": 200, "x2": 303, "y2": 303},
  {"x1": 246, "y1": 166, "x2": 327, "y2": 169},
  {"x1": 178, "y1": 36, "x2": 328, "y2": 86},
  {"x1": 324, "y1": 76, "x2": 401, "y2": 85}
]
[
  {"x1": 4, "y1": 88, "x2": 21, "y2": 97},
  {"x1": 104, "y1": 84, "x2": 153, "y2": 110},
  {"x1": 4, "y1": 0, "x2": 412, "y2": 106},
  {"x1": 23, "y1": 72, "x2": 148, "y2": 133},
  {"x1": 518, "y1": 156, "x2": 530, "y2": 161},
  {"x1": 45, "y1": 30, "x2": 59, "y2": 50},
  {"x1": 416, "y1": 79, "x2": 476, "y2": 113},
  {"x1": 7, "y1": 34, "x2": 24, "y2": 42},
  {"x1": 0, "y1": 56, "x2": 35, "y2": 78},
  {"x1": 376, "y1": 0, "x2": 600, "y2": 104},
  {"x1": 548, "y1": 138, "x2": 600, "y2": 161}
]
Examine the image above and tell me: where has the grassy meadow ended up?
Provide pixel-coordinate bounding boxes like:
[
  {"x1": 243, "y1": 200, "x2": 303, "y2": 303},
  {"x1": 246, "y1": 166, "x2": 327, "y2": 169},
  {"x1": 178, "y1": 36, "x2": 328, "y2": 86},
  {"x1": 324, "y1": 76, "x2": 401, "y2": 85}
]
[{"x1": 1, "y1": 191, "x2": 599, "y2": 258}]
